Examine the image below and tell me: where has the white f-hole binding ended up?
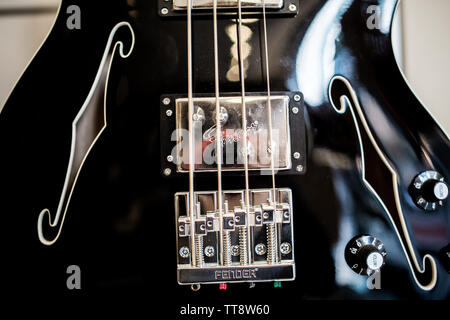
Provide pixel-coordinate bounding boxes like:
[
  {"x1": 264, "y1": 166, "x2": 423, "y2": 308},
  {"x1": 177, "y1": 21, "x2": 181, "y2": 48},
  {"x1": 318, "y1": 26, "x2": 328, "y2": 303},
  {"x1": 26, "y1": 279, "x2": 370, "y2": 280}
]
[
  {"x1": 328, "y1": 75, "x2": 437, "y2": 291},
  {"x1": 37, "y1": 22, "x2": 135, "y2": 246}
]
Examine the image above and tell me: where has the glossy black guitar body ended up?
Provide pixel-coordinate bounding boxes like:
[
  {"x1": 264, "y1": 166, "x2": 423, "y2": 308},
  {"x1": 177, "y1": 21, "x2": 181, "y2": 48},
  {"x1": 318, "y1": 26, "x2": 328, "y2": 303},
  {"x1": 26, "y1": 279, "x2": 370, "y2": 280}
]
[{"x1": 1, "y1": 0, "x2": 449, "y2": 304}]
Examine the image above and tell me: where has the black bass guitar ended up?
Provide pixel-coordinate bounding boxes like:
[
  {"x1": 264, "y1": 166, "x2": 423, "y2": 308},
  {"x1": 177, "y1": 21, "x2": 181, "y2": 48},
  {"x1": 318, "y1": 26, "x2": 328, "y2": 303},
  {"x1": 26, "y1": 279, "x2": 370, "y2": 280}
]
[{"x1": 1, "y1": 0, "x2": 449, "y2": 304}]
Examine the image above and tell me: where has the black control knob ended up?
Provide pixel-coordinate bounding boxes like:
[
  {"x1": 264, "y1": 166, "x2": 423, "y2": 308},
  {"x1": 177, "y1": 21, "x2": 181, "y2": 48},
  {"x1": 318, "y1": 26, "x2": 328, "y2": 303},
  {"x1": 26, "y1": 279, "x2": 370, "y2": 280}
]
[
  {"x1": 345, "y1": 235, "x2": 386, "y2": 276},
  {"x1": 410, "y1": 171, "x2": 448, "y2": 211}
]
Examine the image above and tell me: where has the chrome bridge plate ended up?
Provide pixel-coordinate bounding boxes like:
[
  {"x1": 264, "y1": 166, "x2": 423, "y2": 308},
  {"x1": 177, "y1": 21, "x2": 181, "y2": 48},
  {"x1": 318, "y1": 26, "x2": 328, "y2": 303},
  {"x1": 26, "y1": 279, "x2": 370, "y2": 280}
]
[
  {"x1": 178, "y1": 264, "x2": 295, "y2": 284},
  {"x1": 160, "y1": 92, "x2": 306, "y2": 177},
  {"x1": 175, "y1": 188, "x2": 295, "y2": 285},
  {"x1": 158, "y1": 0, "x2": 299, "y2": 17}
]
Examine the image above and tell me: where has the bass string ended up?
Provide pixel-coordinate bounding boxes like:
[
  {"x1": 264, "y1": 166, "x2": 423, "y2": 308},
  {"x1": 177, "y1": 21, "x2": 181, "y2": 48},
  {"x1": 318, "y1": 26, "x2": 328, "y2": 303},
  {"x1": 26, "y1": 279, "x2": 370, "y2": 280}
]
[
  {"x1": 212, "y1": 0, "x2": 225, "y2": 266},
  {"x1": 237, "y1": 0, "x2": 251, "y2": 215},
  {"x1": 187, "y1": 0, "x2": 197, "y2": 266},
  {"x1": 262, "y1": 0, "x2": 278, "y2": 204}
]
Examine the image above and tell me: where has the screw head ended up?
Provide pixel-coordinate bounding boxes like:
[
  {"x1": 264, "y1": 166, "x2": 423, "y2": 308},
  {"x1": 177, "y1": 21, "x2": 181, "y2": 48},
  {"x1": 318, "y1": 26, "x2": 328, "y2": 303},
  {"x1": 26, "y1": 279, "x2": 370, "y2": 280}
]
[
  {"x1": 255, "y1": 243, "x2": 267, "y2": 256},
  {"x1": 162, "y1": 97, "x2": 171, "y2": 105},
  {"x1": 161, "y1": 7, "x2": 169, "y2": 15},
  {"x1": 179, "y1": 246, "x2": 190, "y2": 258},
  {"x1": 280, "y1": 242, "x2": 292, "y2": 255},
  {"x1": 292, "y1": 107, "x2": 299, "y2": 114},
  {"x1": 231, "y1": 245, "x2": 240, "y2": 257},
  {"x1": 293, "y1": 152, "x2": 301, "y2": 159},
  {"x1": 204, "y1": 246, "x2": 215, "y2": 257},
  {"x1": 163, "y1": 168, "x2": 172, "y2": 176},
  {"x1": 166, "y1": 109, "x2": 173, "y2": 117},
  {"x1": 167, "y1": 155, "x2": 174, "y2": 162},
  {"x1": 178, "y1": 225, "x2": 185, "y2": 232},
  {"x1": 289, "y1": 4, "x2": 297, "y2": 12},
  {"x1": 296, "y1": 165, "x2": 304, "y2": 172},
  {"x1": 294, "y1": 94, "x2": 301, "y2": 102}
]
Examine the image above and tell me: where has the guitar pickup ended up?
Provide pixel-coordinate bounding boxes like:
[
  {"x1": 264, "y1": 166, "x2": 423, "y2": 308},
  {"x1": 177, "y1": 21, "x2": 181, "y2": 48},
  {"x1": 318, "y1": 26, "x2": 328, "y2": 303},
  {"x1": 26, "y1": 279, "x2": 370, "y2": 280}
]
[
  {"x1": 173, "y1": 0, "x2": 283, "y2": 10},
  {"x1": 160, "y1": 92, "x2": 307, "y2": 177},
  {"x1": 158, "y1": 0, "x2": 299, "y2": 17}
]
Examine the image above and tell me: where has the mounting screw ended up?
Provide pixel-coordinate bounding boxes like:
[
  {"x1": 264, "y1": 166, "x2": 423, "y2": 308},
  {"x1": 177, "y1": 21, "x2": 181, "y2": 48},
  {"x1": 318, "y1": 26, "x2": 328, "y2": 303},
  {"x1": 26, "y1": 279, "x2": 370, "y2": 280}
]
[
  {"x1": 179, "y1": 246, "x2": 190, "y2": 258},
  {"x1": 161, "y1": 7, "x2": 169, "y2": 15},
  {"x1": 231, "y1": 245, "x2": 240, "y2": 256},
  {"x1": 167, "y1": 155, "x2": 174, "y2": 162},
  {"x1": 166, "y1": 109, "x2": 173, "y2": 117},
  {"x1": 289, "y1": 4, "x2": 297, "y2": 12},
  {"x1": 162, "y1": 97, "x2": 171, "y2": 105},
  {"x1": 292, "y1": 107, "x2": 299, "y2": 114},
  {"x1": 163, "y1": 168, "x2": 172, "y2": 176},
  {"x1": 204, "y1": 246, "x2": 215, "y2": 257},
  {"x1": 296, "y1": 165, "x2": 304, "y2": 172},
  {"x1": 255, "y1": 243, "x2": 267, "y2": 256},
  {"x1": 293, "y1": 152, "x2": 301, "y2": 159},
  {"x1": 294, "y1": 94, "x2": 301, "y2": 102},
  {"x1": 191, "y1": 284, "x2": 201, "y2": 292},
  {"x1": 280, "y1": 242, "x2": 292, "y2": 255}
]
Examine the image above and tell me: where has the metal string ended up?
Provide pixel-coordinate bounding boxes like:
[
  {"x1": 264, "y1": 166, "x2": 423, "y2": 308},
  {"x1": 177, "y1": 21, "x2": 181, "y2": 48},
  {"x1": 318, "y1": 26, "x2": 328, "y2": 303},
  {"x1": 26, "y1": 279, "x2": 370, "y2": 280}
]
[
  {"x1": 236, "y1": 0, "x2": 253, "y2": 267},
  {"x1": 187, "y1": 0, "x2": 197, "y2": 267},
  {"x1": 237, "y1": 0, "x2": 251, "y2": 214},
  {"x1": 262, "y1": 0, "x2": 277, "y2": 203},
  {"x1": 212, "y1": 0, "x2": 225, "y2": 266}
]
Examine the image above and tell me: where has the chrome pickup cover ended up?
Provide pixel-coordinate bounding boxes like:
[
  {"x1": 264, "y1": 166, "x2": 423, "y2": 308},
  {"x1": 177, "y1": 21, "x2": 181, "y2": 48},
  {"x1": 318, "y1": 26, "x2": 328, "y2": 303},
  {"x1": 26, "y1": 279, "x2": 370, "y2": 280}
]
[
  {"x1": 174, "y1": 95, "x2": 291, "y2": 172},
  {"x1": 173, "y1": 0, "x2": 283, "y2": 10},
  {"x1": 176, "y1": 188, "x2": 295, "y2": 285},
  {"x1": 158, "y1": 0, "x2": 299, "y2": 17},
  {"x1": 160, "y1": 92, "x2": 307, "y2": 177}
]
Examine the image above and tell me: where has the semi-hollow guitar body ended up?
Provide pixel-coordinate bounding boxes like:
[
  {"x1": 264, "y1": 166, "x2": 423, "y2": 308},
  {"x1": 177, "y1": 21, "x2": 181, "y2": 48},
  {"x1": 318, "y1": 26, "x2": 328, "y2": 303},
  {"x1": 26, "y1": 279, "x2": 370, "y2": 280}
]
[{"x1": 1, "y1": 0, "x2": 449, "y2": 302}]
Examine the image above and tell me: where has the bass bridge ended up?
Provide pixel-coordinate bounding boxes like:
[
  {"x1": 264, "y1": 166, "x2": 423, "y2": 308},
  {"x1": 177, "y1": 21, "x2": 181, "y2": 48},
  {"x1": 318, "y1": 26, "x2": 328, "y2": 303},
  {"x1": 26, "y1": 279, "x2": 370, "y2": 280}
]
[{"x1": 175, "y1": 188, "x2": 295, "y2": 285}]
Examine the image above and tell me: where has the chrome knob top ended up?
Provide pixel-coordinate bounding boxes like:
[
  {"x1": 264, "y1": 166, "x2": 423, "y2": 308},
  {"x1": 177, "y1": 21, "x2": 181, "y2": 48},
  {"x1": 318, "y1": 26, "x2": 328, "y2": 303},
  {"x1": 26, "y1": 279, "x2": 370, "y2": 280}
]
[{"x1": 410, "y1": 171, "x2": 448, "y2": 211}]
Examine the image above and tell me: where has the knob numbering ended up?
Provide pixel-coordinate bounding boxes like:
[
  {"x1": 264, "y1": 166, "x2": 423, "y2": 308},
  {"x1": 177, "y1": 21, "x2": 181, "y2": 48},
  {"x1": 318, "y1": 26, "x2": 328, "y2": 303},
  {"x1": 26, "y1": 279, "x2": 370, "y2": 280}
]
[
  {"x1": 410, "y1": 171, "x2": 448, "y2": 211},
  {"x1": 345, "y1": 235, "x2": 386, "y2": 276}
]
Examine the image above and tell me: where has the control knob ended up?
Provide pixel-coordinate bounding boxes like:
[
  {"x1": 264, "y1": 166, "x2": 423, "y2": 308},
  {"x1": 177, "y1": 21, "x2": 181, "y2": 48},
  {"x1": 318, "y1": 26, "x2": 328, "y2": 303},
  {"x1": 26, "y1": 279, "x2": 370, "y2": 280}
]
[
  {"x1": 345, "y1": 235, "x2": 386, "y2": 276},
  {"x1": 410, "y1": 171, "x2": 448, "y2": 211}
]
